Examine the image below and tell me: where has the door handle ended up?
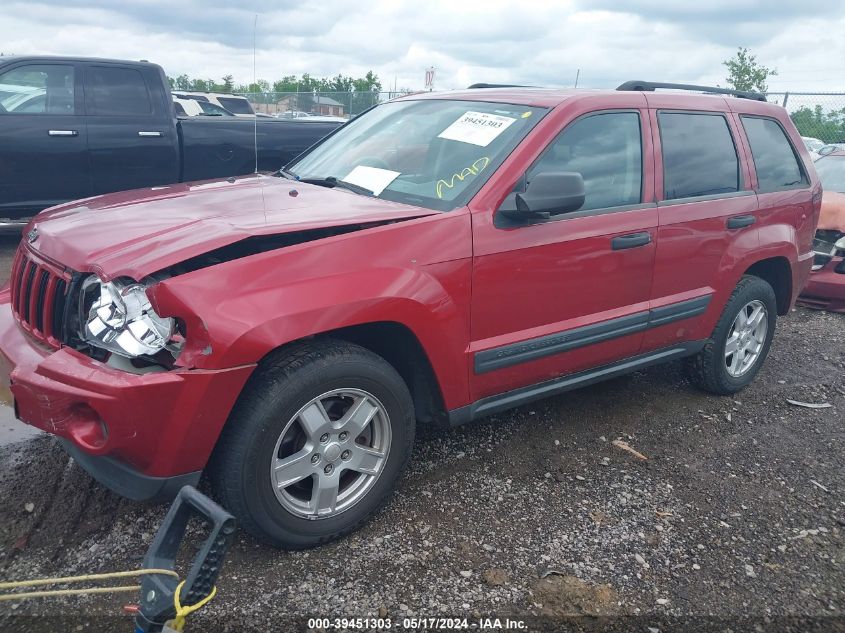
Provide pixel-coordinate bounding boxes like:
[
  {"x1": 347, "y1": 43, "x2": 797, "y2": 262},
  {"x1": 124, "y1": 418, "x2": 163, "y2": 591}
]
[
  {"x1": 138, "y1": 131, "x2": 163, "y2": 137},
  {"x1": 48, "y1": 130, "x2": 78, "y2": 137},
  {"x1": 611, "y1": 232, "x2": 652, "y2": 250},
  {"x1": 727, "y1": 215, "x2": 756, "y2": 229}
]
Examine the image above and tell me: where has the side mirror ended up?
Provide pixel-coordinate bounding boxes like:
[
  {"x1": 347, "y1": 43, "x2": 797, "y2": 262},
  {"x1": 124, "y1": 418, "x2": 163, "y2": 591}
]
[{"x1": 497, "y1": 171, "x2": 586, "y2": 223}]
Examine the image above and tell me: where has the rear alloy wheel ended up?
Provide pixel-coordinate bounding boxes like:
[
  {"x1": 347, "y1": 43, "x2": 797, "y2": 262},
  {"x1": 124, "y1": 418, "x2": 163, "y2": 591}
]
[
  {"x1": 210, "y1": 340, "x2": 415, "y2": 549},
  {"x1": 723, "y1": 299, "x2": 768, "y2": 378},
  {"x1": 686, "y1": 275, "x2": 777, "y2": 395}
]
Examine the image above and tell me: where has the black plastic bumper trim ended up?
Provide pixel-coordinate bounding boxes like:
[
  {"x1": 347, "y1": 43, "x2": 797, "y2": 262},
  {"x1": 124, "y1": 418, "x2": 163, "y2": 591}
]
[{"x1": 59, "y1": 439, "x2": 201, "y2": 502}]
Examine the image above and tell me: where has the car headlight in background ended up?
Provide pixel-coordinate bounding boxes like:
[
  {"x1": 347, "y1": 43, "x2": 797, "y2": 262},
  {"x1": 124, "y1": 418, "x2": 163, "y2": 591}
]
[
  {"x1": 83, "y1": 277, "x2": 176, "y2": 358},
  {"x1": 811, "y1": 230, "x2": 845, "y2": 271}
]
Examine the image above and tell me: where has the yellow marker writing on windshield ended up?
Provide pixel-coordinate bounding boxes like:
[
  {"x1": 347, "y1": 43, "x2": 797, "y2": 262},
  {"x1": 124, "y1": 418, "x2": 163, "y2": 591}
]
[{"x1": 436, "y1": 157, "x2": 491, "y2": 199}]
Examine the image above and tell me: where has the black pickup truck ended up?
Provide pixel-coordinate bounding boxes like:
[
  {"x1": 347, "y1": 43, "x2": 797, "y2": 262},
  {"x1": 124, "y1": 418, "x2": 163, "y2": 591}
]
[{"x1": 0, "y1": 56, "x2": 342, "y2": 224}]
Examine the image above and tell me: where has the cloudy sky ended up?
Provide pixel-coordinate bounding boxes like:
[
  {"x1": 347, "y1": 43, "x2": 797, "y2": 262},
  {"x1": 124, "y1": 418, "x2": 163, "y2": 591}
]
[{"x1": 3, "y1": 0, "x2": 844, "y2": 93}]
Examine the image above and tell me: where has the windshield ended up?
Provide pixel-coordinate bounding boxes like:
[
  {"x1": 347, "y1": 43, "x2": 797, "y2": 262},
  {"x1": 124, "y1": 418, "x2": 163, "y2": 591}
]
[
  {"x1": 815, "y1": 155, "x2": 845, "y2": 193},
  {"x1": 287, "y1": 99, "x2": 547, "y2": 211}
]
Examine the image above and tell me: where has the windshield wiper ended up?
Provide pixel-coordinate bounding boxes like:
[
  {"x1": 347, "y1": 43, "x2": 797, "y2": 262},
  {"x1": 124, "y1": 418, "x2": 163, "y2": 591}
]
[
  {"x1": 298, "y1": 176, "x2": 374, "y2": 196},
  {"x1": 276, "y1": 168, "x2": 299, "y2": 180}
]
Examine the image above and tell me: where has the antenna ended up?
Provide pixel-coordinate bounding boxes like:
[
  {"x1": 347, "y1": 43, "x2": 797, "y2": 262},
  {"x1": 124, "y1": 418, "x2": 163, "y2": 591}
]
[{"x1": 253, "y1": 13, "x2": 258, "y2": 174}]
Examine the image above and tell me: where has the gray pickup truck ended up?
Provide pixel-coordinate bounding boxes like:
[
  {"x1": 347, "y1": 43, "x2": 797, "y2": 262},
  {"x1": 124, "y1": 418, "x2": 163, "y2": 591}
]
[{"x1": 0, "y1": 56, "x2": 342, "y2": 225}]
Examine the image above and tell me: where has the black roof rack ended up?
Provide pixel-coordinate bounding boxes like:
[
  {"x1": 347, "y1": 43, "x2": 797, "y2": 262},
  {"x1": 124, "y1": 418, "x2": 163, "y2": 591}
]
[
  {"x1": 616, "y1": 80, "x2": 766, "y2": 102},
  {"x1": 466, "y1": 83, "x2": 533, "y2": 89}
]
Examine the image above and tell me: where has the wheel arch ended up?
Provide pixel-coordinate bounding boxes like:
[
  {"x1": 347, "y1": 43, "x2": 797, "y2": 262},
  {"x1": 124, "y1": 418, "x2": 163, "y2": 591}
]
[
  {"x1": 743, "y1": 256, "x2": 793, "y2": 315},
  {"x1": 257, "y1": 321, "x2": 449, "y2": 429}
]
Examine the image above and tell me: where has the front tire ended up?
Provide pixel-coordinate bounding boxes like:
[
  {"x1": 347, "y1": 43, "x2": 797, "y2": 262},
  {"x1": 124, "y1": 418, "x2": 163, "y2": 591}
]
[
  {"x1": 210, "y1": 340, "x2": 415, "y2": 549},
  {"x1": 686, "y1": 275, "x2": 777, "y2": 395}
]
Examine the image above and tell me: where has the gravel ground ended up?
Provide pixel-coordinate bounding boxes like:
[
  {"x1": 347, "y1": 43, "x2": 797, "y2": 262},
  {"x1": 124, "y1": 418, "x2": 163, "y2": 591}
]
[{"x1": 0, "y1": 234, "x2": 842, "y2": 632}]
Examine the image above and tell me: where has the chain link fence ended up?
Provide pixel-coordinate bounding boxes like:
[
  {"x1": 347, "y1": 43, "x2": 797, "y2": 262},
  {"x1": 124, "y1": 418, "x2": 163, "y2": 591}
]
[
  {"x1": 239, "y1": 91, "x2": 405, "y2": 119},
  {"x1": 241, "y1": 90, "x2": 845, "y2": 145},
  {"x1": 767, "y1": 92, "x2": 845, "y2": 145}
]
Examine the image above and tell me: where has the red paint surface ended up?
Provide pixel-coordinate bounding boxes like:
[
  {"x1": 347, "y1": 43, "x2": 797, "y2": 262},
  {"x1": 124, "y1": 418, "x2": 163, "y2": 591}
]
[
  {"x1": 799, "y1": 258, "x2": 845, "y2": 314},
  {"x1": 0, "y1": 88, "x2": 821, "y2": 480}
]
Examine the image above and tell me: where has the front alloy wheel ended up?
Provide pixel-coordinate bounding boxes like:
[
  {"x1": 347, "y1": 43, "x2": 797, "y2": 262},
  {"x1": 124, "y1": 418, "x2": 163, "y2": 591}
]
[
  {"x1": 210, "y1": 339, "x2": 415, "y2": 549},
  {"x1": 271, "y1": 389, "x2": 391, "y2": 519}
]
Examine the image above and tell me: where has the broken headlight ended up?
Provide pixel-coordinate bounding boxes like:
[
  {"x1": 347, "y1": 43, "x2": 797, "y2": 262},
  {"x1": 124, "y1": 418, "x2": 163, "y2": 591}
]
[
  {"x1": 82, "y1": 277, "x2": 178, "y2": 358},
  {"x1": 811, "y1": 230, "x2": 845, "y2": 270}
]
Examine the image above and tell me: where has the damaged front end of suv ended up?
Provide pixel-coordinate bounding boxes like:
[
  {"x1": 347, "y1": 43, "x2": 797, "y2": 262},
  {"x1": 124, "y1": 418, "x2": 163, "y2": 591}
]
[{"x1": 799, "y1": 157, "x2": 845, "y2": 313}]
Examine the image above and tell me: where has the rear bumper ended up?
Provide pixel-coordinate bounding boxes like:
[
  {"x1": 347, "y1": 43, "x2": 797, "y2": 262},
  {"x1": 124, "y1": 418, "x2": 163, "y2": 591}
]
[
  {"x1": 0, "y1": 288, "x2": 255, "y2": 495},
  {"x1": 798, "y1": 256, "x2": 845, "y2": 314}
]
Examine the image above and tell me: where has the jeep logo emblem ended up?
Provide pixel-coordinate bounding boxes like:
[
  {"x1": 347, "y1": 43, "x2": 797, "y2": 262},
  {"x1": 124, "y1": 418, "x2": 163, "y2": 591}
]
[{"x1": 26, "y1": 228, "x2": 38, "y2": 244}]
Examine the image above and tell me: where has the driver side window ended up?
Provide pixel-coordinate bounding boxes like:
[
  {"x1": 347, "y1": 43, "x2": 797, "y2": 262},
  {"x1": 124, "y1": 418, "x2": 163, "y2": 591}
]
[
  {"x1": 527, "y1": 111, "x2": 643, "y2": 211},
  {"x1": 0, "y1": 64, "x2": 75, "y2": 115}
]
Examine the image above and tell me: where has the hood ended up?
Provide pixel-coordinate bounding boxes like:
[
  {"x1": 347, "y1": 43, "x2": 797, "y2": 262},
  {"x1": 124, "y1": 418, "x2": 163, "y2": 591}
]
[
  {"x1": 819, "y1": 190, "x2": 845, "y2": 232},
  {"x1": 29, "y1": 174, "x2": 438, "y2": 280}
]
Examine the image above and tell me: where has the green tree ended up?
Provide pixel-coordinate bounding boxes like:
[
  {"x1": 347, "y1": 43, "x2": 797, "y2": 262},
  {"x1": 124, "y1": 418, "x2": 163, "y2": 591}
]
[
  {"x1": 723, "y1": 47, "x2": 777, "y2": 93},
  {"x1": 170, "y1": 74, "x2": 191, "y2": 90},
  {"x1": 271, "y1": 75, "x2": 298, "y2": 93},
  {"x1": 790, "y1": 105, "x2": 845, "y2": 144},
  {"x1": 326, "y1": 74, "x2": 353, "y2": 92},
  {"x1": 221, "y1": 75, "x2": 234, "y2": 92},
  {"x1": 349, "y1": 71, "x2": 382, "y2": 115}
]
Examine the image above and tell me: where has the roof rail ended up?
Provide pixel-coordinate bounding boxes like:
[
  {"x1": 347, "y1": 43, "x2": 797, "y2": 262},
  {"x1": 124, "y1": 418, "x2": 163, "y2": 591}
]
[
  {"x1": 616, "y1": 80, "x2": 766, "y2": 102},
  {"x1": 466, "y1": 83, "x2": 532, "y2": 89}
]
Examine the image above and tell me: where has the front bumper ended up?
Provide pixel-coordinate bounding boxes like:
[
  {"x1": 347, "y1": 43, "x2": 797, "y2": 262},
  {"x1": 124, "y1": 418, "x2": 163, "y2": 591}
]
[
  {"x1": 798, "y1": 256, "x2": 845, "y2": 314},
  {"x1": 0, "y1": 289, "x2": 255, "y2": 499},
  {"x1": 59, "y1": 438, "x2": 201, "y2": 501}
]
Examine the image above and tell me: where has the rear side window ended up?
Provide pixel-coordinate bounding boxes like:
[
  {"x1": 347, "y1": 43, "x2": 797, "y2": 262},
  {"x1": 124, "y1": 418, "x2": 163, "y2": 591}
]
[
  {"x1": 218, "y1": 97, "x2": 254, "y2": 115},
  {"x1": 527, "y1": 111, "x2": 643, "y2": 211},
  {"x1": 86, "y1": 66, "x2": 152, "y2": 116},
  {"x1": 659, "y1": 112, "x2": 739, "y2": 200},
  {"x1": 741, "y1": 116, "x2": 806, "y2": 192},
  {"x1": 0, "y1": 64, "x2": 75, "y2": 115}
]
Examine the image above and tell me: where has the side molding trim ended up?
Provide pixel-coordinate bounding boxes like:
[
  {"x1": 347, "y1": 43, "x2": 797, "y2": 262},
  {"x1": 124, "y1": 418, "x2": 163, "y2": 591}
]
[
  {"x1": 452, "y1": 341, "x2": 706, "y2": 426},
  {"x1": 474, "y1": 294, "x2": 711, "y2": 374}
]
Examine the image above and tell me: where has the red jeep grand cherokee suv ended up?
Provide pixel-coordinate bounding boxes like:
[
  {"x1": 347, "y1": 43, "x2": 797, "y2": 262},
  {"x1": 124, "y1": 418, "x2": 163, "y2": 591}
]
[{"x1": 0, "y1": 82, "x2": 820, "y2": 548}]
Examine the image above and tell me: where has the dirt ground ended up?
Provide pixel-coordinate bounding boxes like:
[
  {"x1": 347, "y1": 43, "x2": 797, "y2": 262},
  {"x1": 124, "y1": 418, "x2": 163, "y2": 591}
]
[{"x1": 0, "y1": 233, "x2": 842, "y2": 632}]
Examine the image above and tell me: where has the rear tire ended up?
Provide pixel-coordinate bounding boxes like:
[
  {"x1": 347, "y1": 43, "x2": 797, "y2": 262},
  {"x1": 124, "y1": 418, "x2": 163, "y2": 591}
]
[
  {"x1": 209, "y1": 339, "x2": 415, "y2": 549},
  {"x1": 685, "y1": 275, "x2": 777, "y2": 395}
]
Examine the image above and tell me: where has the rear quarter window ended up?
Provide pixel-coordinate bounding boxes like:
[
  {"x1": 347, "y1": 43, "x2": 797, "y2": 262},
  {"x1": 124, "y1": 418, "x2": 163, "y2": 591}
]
[
  {"x1": 658, "y1": 112, "x2": 740, "y2": 200},
  {"x1": 740, "y1": 116, "x2": 807, "y2": 192}
]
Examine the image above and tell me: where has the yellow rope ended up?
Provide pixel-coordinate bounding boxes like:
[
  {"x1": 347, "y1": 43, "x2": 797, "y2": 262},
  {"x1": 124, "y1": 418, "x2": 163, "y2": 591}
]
[
  {"x1": 0, "y1": 585, "x2": 140, "y2": 601},
  {"x1": 0, "y1": 568, "x2": 178, "y2": 590},
  {"x1": 0, "y1": 568, "x2": 217, "y2": 630},
  {"x1": 0, "y1": 568, "x2": 179, "y2": 602},
  {"x1": 166, "y1": 580, "x2": 217, "y2": 632}
]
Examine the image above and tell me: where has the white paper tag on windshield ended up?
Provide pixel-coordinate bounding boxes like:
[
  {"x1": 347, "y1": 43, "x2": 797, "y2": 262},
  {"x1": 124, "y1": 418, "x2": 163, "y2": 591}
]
[
  {"x1": 437, "y1": 111, "x2": 517, "y2": 147},
  {"x1": 343, "y1": 165, "x2": 401, "y2": 195}
]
